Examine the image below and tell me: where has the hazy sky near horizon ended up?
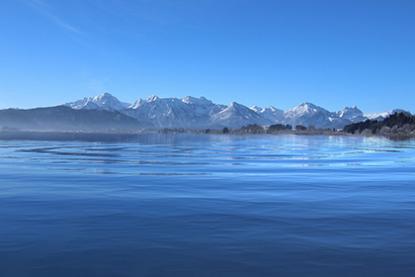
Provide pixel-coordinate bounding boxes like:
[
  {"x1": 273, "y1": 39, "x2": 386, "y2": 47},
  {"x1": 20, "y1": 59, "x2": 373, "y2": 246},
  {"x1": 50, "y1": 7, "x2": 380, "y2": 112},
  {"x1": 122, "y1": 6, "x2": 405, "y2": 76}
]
[{"x1": 0, "y1": 0, "x2": 414, "y2": 112}]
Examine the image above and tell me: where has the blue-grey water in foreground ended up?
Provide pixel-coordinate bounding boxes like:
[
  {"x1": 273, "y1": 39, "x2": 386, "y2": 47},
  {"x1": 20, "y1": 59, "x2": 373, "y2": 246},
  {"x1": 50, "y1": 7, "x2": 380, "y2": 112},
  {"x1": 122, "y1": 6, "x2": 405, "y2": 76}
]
[{"x1": 0, "y1": 134, "x2": 415, "y2": 277}]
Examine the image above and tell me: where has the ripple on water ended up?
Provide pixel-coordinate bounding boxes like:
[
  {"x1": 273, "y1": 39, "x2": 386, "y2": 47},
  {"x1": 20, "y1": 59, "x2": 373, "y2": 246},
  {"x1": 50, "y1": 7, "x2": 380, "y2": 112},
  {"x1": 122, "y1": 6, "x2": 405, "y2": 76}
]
[{"x1": 0, "y1": 135, "x2": 413, "y2": 177}]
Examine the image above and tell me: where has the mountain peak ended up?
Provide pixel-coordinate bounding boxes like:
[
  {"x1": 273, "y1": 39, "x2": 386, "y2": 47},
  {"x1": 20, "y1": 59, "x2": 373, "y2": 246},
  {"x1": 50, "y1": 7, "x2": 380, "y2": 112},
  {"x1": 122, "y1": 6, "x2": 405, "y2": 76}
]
[
  {"x1": 299, "y1": 102, "x2": 319, "y2": 109},
  {"x1": 92, "y1": 92, "x2": 120, "y2": 102},
  {"x1": 96, "y1": 92, "x2": 113, "y2": 98},
  {"x1": 147, "y1": 95, "x2": 160, "y2": 102},
  {"x1": 182, "y1": 96, "x2": 213, "y2": 105},
  {"x1": 252, "y1": 105, "x2": 284, "y2": 124},
  {"x1": 250, "y1": 106, "x2": 263, "y2": 112},
  {"x1": 337, "y1": 106, "x2": 365, "y2": 122},
  {"x1": 340, "y1": 106, "x2": 362, "y2": 114},
  {"x1": 268, "y1": 106, "x2": 280, "y2": 112},
  {"x1": 225, "y1": 102, "x2": 254, "y2": 113},
  {"x1": 66, "y1": 92, "x2": 129, "y2": 111},
  {"x1": 342, "y1": 106, "x2": 360, "y2": 111},
  {"x1": 211, "y1": 102, "x2": 269, "y2": 128},
  {"x1": 229, "y1": 101, "x2": 244, "y2": 108},
  {"x1": 129, "y1": 99, "x2": 145, "y2": 109},
  {"x1": 288, "y1": 102, "x2": 327, "y2": 115}
]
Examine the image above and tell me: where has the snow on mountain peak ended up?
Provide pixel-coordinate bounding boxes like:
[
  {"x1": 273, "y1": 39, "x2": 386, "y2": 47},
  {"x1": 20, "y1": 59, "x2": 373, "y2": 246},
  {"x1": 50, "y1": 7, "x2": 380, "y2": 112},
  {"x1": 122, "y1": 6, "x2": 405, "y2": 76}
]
[
  {"x1": 121, "y1": 96, "x2": 224, "y2": 128},
  {"x1": 65, "y1": 92, "x2": 129, "y2": 111},
  {"x1": 229, "y1": 101, "x2": 240, "y2": 108},
  {"x1": 337, "y1": 106, "x2": 366, "y2": 122},
  {"x1": 300, "y1": 102, "x2": 321, "y2": 112},
  {"x1": 129, "y1": 99, "x2": 145, "y2": 109},
  {"x1": 366, "y1": 112, "x2": 389, "y2": 120},
  {"x1": 210, "y1": 102, "x2": 270, "y2": 127},
  {"x1": 268, "y1": 106, "x2": 280, "y2": 112},
  {"x1": 93, "y1": 92, "x2": 113, "y2": 100},
  {"x1": 181, "y1": 96, "x2": 213, "y2": 105},
  {"x1": 250, "y1": 106, "x2": 264, "y2": 113},
  {"x1": 147, "y1": 95, "x2": 160, "y2": 102},
  {"x1": 286, "y1": 102, "x2": 329, "y2": 117},
  {"x1": 364, "y1": 109, "x2": 410, "y2": 121},
  {"x1": 284, "y1": 102, "x2": 345, "y2": 128},
  {"x1": 250, "y1": 105, "x2": 284, "y2": 123}
]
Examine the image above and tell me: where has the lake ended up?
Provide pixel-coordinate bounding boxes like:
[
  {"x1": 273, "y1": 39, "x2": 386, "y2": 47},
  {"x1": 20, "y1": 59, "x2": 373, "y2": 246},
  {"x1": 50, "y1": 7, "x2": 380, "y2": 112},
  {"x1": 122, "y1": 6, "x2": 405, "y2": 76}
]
[{"x1": 0, "y1": 134, "x2": 414, "y2": 276}]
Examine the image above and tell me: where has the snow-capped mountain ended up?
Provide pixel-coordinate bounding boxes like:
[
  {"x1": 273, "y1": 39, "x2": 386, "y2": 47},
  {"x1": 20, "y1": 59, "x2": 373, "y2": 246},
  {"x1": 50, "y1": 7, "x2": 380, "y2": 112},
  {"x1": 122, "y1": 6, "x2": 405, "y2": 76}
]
[
  {"x1": 66, "y1": 93, "x2": 129, "y2": 111},
  {"x1": 64, "y1": 93, "x2": 378, "y2": 129},
  {"x1": 181, "y1": 96, "x2": 225, "y2": 117},
  {"x1": 211, "y1": 102, "x2": 271, "y2": 128},
  {"x1": 284, "y1": 102, "x2": 340, "y2": 128},
  {"x1": 251, "y1": 106, "x2": 285, "y2": 123},
  {"x1": 125, "y1": 96, "x2": 195, "y2": 128},
  {"x1": 125, "y1": 96, "x2": 225, "y2": 128},
  {"x1": 337, "y1": 106, "x2": 367, "y2": 123}
]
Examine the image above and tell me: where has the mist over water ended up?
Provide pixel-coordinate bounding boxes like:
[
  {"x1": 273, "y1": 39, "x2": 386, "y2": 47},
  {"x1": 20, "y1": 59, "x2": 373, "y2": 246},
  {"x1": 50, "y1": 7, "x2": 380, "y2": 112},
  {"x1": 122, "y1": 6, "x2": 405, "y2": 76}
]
[{"x1": 0, "y1": 134, "x2": 415, "y2": 276}]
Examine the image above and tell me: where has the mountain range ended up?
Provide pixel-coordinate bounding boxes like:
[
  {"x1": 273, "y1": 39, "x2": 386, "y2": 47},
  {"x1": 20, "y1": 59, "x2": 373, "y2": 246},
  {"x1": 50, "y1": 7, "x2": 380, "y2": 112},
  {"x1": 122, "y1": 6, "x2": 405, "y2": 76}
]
[
  {"x1": 65, "y1": 92, "x2": 378, "y2": 129},
  {"x1": 0, "y1": 92, "x2": 403, "y2": 132}
]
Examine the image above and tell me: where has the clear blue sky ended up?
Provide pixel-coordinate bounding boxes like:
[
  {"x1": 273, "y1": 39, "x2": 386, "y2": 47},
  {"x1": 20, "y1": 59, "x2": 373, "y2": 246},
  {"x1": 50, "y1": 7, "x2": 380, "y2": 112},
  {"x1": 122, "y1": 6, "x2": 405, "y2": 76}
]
[{"x1": 0, "y1": 0, "x2": 414, "y2": 112}]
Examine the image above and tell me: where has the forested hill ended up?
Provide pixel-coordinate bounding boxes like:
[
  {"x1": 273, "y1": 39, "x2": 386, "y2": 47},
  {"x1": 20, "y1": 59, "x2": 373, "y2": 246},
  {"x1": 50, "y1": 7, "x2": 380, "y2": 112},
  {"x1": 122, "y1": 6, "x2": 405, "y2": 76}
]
[{"x1": 344, "y1": 112, "x2": 415, "y2": 139}]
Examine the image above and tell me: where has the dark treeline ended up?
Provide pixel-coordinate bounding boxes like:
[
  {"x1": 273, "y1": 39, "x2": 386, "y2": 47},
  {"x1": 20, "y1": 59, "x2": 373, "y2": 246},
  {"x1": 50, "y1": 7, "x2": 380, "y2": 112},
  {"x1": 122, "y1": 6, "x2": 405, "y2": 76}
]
[
  {"x1": 344, "y1": 112, "x2": 415, "y2": 139},
  {"x1": 160, "y1": 124, "x2": 340, "y2": 136}
]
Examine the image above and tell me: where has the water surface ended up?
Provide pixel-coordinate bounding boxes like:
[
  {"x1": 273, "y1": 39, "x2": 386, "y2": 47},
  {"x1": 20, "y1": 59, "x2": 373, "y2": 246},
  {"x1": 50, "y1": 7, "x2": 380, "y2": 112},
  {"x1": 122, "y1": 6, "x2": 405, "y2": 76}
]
[{"x1": 0, "y1": 134, "x2": 414, "y2": 276}]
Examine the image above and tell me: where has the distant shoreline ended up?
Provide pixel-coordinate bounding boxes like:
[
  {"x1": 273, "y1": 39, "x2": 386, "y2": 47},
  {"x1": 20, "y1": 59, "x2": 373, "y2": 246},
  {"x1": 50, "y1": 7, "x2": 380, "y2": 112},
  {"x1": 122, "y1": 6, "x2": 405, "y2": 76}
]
[
  {"x1": 2, "y1": 113, "x2": 415, "y2": 143},
  {"x1": 0, "y1": 129, "x2": 400, "y2": 143},
  {"x1": 0, "y1": 130, "x2": 144, "y2": 142}
]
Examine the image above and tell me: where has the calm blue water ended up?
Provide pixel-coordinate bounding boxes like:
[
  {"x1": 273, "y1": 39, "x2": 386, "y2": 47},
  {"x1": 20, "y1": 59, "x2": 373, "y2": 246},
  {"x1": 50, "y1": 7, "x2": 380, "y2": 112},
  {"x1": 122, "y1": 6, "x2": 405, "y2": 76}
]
[{"x1": 0, "y1": 134, "x2": 414, "y2": 277}]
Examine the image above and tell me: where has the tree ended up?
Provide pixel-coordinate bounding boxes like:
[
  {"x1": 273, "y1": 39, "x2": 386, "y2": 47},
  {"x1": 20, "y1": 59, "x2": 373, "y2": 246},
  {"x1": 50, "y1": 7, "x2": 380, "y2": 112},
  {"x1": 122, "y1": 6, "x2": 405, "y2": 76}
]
[{"x1": 295, "y1": 125, "x2": 307, "y2": 131}]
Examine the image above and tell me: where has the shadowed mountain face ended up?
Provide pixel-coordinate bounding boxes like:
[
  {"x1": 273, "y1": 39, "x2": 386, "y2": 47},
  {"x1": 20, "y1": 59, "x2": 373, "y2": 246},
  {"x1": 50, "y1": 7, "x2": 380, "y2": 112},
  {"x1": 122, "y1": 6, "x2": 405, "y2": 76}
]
[{"x1": 0, "y1": 106, "x2": 149, "y2": 132}]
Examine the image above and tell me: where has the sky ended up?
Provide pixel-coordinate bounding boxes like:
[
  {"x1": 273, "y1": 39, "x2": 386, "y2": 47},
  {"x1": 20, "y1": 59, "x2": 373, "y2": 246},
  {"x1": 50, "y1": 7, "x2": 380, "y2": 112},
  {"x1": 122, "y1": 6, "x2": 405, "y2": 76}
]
[{"x1": 0, "y1": 0, "x2": 414, "y2": 113}]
